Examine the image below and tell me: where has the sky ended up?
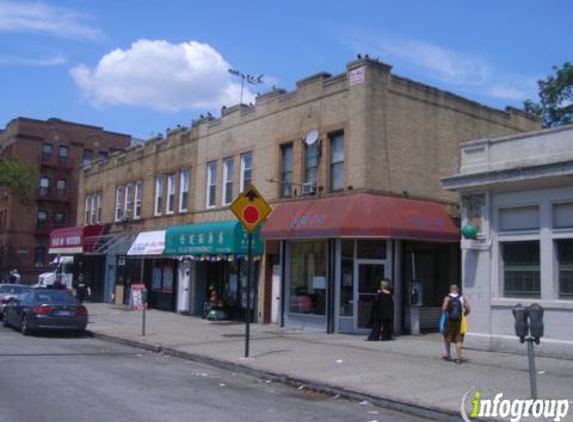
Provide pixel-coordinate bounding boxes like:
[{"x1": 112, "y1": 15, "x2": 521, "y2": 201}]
[{"x1": 0, "y1": 0, "x2": 571, "y2": 139}]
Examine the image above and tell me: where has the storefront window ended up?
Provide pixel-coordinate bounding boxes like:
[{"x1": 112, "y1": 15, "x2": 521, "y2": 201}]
[
  {"x1": 357, "y1": 240, "x2": 386, "y2": 260},
  {"x1": 290, "y1": 241, "x2": 327, "y2": 315},
  {"x1": 340, "y1": 240, "x2": 354, "y2": 317},
  {"x1": 558, "y1": 239, "x2": 573, "y2": 300},
  {"x1": 502, "y1": 241, "x2": 540, "y2": 298}
]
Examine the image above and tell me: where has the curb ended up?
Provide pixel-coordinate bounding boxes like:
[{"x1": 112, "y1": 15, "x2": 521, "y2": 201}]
[{"x1": 89, "y1": 330, "x2": 494, "y2": 422}]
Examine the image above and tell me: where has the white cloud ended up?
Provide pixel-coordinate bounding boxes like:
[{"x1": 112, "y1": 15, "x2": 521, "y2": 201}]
[
  {"x1": 0, "y1": 53, "x2": 66, "y2": 66},
  {"x1": 71, "y1": 39, "x2": 252, "y2": 112},
  {"x1": 348, "y1": 35, "x2": 537, "y2": 102},
  {"x1": 0, "y1": 0, "x2": 103, "y2": 40}
]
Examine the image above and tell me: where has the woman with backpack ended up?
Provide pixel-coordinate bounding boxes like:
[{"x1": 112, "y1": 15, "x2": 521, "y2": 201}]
[{"x1": 442, "y1": 284, "x2": 470, "y2": 364}]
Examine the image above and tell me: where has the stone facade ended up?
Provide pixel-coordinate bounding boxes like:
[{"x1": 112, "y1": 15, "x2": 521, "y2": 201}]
[
  {"x1": 79, "y1": 58, "x2": 541, "y2": 320},
  {"x1": 0, "y1": 117, "x2": 131, "y2": 283}
]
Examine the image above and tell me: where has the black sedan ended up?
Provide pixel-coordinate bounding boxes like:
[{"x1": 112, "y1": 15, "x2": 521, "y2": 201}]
[{"x1": 2, "y1": 288, "x2": 88, "y2": 335}]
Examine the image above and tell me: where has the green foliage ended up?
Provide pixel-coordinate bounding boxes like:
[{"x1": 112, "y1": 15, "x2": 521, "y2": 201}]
[
  {"x1": 0, "y1": 157, "x2": 38, "y2": 205},
  {"x1": 524, "y1": 62, "x2": 573, "y2": 127}
]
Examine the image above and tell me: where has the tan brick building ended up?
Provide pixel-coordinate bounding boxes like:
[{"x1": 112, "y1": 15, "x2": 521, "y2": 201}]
[
  {"x1": 0, "y1": 117, "x2": 130, "y2": 284},
  {"x1": 78, "y1": 58, "x2": 540, "y2": 333}
]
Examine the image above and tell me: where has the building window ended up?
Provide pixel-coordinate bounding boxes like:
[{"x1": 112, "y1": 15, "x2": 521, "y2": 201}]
[
  {"x1": 115, "y1": 186, "x2": 124, "y2": 222},
  {"x1": 289, "y1": 241, "x2": 327, "y2": 316},
  {"x1": 206, "y1": 161, "x2": 217, "y2": 208},
  {"x1": 42, "y1": 143, "x2": 52, "y2": 161},
  {"x1": 56, "y1": 179, "x2": 66, "y2": 199},
  {"x1": 37, "y1": 210, "x2": 48, "y2": 228},
  {"x1": 154, "y1": 176, "x2": 163, "y2": 216},
  {"x1": 222, "y1": 157, "x2": 234, "y2": 205},
  {"x1": 90, "y1": 194, "x2": 97, "y2": 224},
  {"x1": 96, "y1": 192, "x2": 102, "y2": 223},
  {"x1": 39, "y1": 176, "x2": 50, "y2": 196},
  {"x1": 499, "y1": 206, "x2": 539, "y2": 232},
  {"x1": 303, "y1": 144, "x2": 318, "y2": 195},
  {"x1": 553, "y1": 203, "x2": 573, "y2": 229},
  {"x1": 179, "y1": 169, "x2": 189, "y2": 213},
  {"x1": 166, "y1": 173, "x2": 175, "y2": 214},
  {"x1": 502, "y1": 241, "x2": 540, "y2": 298},
  {"x1": 240, "y1": 152, "x2": 252, "y2": 192},
  {"x1": 99, "y1": 151, "x2": 109, "y2": 162},
  {"x1": 462, "y1": 194, "x2": 485, "y2": 234},
  {"x1": 85, "y1": 195, "x2": 92, "y2": 225},
  {"x1": 281, "y1": 143, "x2": 293, "y2": 198},
  {"x1": 124, "y1": 183, "x2": 134, "y2": 218},
  {"x1": 557, "y1": 239, "x2": 573, "y2": 300},
  {"x1": 54, "y1": 211, "x2": 65, "y2": 225},
  {"x1": 134, "y1": 182, "x2": 142, "y2": 219},
  {"x1": 58, "y1": 146, "x2": 68, "y2": 164},
  {"x1": 82, "y1": 149, "x2": 93, "y2": 165},
  {"x1": 34, "y1": 246, "x2": 46, "y2": 267},
  {"x1": 330, "y1": 132, "x2": 344, "y2": 191}
]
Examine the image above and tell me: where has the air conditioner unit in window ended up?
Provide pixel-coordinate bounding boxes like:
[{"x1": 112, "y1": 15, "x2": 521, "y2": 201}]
[{"x1": 302, "y1": 182, "x2": 317, "y2": 196}]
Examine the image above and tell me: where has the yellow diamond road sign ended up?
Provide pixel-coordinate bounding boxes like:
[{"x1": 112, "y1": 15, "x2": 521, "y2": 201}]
[{"x1": 230, "y1": 185, "x2": 272, "y2": 233}]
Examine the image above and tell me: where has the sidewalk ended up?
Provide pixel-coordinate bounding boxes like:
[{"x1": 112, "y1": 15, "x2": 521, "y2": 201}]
[{"x1": 86, "y1": 304, "x2": 573, "y2": 422}]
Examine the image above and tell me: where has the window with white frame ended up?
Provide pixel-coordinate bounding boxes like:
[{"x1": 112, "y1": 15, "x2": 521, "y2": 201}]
[
  {"x1": 240, "y1": 152, "x2": 252, "y2": 192},
  {"x1": 502, "y1": 241, "x2": 540, "y2": 298},
  {"x1": 56, "y1": 179, "x2": 66, "y2": 199},
  {"x1": 134, "y1": 181, "x2": 142, "y2": 219},
  {"x1": 330, "y1": 132, "x2": 344, "y2": 191},
  {"x1": 281, "y1": 143, "x2": 293, "y2": 198},
  {"x1": 303, "y1": 144, "x2": 318, "y2": 195},
  {"x1": 90, "y1": 193, "x2": 97, "y2": 224},
  {"x1": 223, "y1": 157, "x2": 234, "y2": 205},
  {"x1": 39, "y1": 176, "x2": 50, "y2": 196},
  {"x1": 85, "y1": 195, "x2": 92, "y2": 225},
  {"x1": 206, "y1": 161, "x2": 217, "y2": 208},
  {"x1": 166, "y1": 173, "x2": 175, "y2": 214},
  {"x1": 124, "y1": 184, "x2": 134, "y2": 218},
  {"x1": 115, "y1": 186, "x2": 124, "y2": 222},
  {"x1": 154, "y1": 176, "x2": 163, "y2": 216},
  {"x1": 179, "y1": 169, "x2": 189, "y2": 213},
  {"x1": 96, "y1": 192, "x2": 102, "y2": 223}
]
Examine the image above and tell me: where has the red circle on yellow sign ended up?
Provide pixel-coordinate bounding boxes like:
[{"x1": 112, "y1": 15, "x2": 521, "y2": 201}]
[{"x1": 243, "y1": 205, "x2": 260, "y2": 224}]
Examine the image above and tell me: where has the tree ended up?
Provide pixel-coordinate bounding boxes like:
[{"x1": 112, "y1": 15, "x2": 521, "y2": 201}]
[
  {"x1": 0, "y1": 157, "x2": 38, "y2": 205},
  {"x1": 524, "y1": 62, "x2": 573, "y2": 127}
]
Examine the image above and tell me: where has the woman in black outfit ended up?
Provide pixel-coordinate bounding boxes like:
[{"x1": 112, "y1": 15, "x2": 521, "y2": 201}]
[{"x1": 367, "y1": 279, "x2": 394, "y2": 341}]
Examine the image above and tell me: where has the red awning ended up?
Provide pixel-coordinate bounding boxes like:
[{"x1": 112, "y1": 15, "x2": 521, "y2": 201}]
[
  {"x1": 48, "y1": 225, "x2": 105, "y2": 254},
  {"x1": 260, "y1": 193, "x2": 459, "y2": 242}
]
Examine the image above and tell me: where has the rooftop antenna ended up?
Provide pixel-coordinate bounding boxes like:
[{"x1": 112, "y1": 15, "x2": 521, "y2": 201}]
[{"x1": 228, "y1": 68, "x2": 264, "y2": 106}]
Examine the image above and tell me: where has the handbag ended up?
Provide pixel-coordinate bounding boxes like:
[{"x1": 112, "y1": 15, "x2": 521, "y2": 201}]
[
  {"x1": 460, "y1": 314, "x2": 468, "y2": 335},
  {"x1": 439, "y1": 312, "x2": 447, "y2": 333}
]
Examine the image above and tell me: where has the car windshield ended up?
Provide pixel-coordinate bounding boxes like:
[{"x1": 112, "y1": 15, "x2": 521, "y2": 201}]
[
  {"x1": 0, "y1": 285, "x2": 27, "y2": 294},
  {"x1": 34, "y1": 290, "x2": 76, "y2": 304}
]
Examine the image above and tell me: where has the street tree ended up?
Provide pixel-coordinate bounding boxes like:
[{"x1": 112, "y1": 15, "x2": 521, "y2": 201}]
[
  {"x1": 524, "y1": 62, "x2": 573, "y2": 127},
  {"x1": 0, "y1": 157, "x2": 38, "y2": 205}
]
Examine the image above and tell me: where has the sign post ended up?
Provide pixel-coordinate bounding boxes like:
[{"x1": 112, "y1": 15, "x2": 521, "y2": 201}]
[
  {"x1": 129, "y1": 284, "x2": 147, "y2": 336},
  {"x1": 230, "y1": 186, "x2": 272, "y2": 358}
]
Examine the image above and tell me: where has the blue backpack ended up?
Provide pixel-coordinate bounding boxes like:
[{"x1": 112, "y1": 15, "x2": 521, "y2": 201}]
[{"x1": 447, "y1": 296, "x2": 463, "y2": 321}]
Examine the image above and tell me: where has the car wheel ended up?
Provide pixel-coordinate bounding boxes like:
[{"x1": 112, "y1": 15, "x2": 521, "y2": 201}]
[{"x1": 20, "y1": 315, "x2": 30, "y2": 336}]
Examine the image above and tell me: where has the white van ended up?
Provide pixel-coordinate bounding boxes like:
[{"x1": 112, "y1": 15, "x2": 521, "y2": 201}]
[{"x1": 38, "y1": 256, "x2": 74, "y2": 289}]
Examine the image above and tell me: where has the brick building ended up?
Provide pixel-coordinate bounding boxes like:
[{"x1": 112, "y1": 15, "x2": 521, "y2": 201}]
[
  {"x1": 78, "y1": 58, "x2": 540, "y2": 333},
  {"x1": 0, "y1": 117, "x2": 131, "y2": 283}
]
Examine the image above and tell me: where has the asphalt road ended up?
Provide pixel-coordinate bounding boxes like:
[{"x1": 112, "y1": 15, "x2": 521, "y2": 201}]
[{"x1": 0, "y1": 326, "x2": 436, "y2": 422}]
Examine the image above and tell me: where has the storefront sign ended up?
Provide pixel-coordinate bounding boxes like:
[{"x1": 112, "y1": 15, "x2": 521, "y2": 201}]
[
  {"x1": 130, "y1": 284, "x2": 146, "y2": 311},
  {"x1": 164, "y1": 221, "x2": 263, "y2": 256},
  {"x1": 48, "y1": 225, "x2": 104, "y2": 254},
  {"x1": 127, "y1": 230, "x2": 166, "y2": 255}
]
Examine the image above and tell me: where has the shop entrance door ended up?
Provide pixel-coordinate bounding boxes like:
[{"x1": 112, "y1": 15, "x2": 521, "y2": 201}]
[{"x1": 355, "y1": 261, "x2": 385, "y2": 331}]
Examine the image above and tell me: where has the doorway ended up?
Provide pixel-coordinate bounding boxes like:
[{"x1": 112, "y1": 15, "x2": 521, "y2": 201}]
[{"x1": 355, "y1": 261, "x2": 386, "y2": 331}]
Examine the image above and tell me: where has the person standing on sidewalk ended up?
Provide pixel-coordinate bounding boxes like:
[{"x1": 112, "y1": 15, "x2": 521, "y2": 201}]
[
  {"x1": 442, "y1": 284, "x2": 470, "y2": 364},
  {"x1": 74, "y1": 274, "x2": 91, "y2": 304},
  {"x1": 367, "y1": 279, "x2": 394, "y2": 341}
]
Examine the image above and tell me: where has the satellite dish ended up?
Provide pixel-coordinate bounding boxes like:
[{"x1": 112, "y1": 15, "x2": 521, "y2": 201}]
[{"x1": 304, "y1": 130, "x2": 319, "y2": 146}]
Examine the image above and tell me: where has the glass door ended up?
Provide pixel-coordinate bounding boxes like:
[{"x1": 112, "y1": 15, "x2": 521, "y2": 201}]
[{"x1": 355, "y1": 262, "x2": 385, "y2": 330}]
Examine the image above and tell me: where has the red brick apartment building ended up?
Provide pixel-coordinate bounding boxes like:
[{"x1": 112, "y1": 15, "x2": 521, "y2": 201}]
[{"x1": 0, "y1": 117, "x2": 131, "y2": 283}]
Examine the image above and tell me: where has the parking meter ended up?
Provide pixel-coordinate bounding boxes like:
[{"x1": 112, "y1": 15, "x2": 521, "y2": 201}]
[
  {"x1": 528, "y1": 303, "x2": 544, "y2": 345},
  {"x1": 512, "y1": 304, "x2": 529, "y2": 343}
]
